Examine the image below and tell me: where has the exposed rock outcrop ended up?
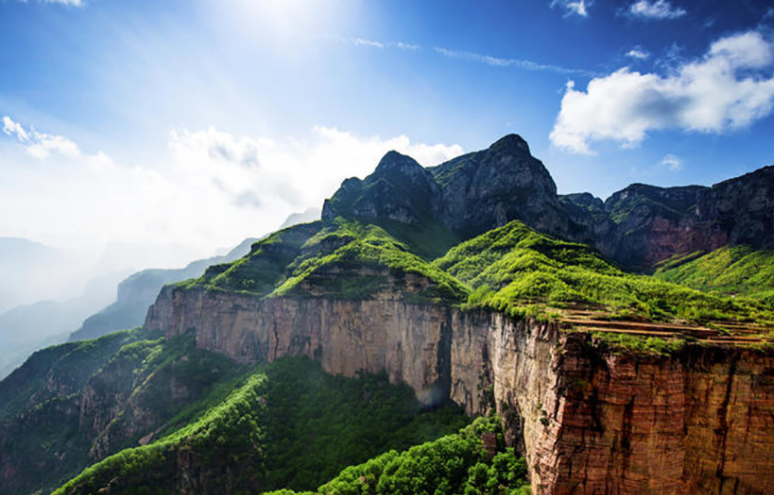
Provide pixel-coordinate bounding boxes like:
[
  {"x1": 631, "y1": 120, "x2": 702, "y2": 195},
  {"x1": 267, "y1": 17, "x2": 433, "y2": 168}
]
[
  {"x1": 145, "y1": 287, "x2": 774, "y2": 495},
  {"x1": 323, "y1": 135, "x2": 774, "y2": 271},
  {"x1": 323, "y1": 135, "x2": 585, "y2": 243}
]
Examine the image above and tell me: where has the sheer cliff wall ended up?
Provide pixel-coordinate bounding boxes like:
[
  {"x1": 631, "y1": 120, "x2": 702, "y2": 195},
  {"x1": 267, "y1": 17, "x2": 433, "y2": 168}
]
[{"x1": 145, "y1": 287, "x2": 774, "y2": 495}]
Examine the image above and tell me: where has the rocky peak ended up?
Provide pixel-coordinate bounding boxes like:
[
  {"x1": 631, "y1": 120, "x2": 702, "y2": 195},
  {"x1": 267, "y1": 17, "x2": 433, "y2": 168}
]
[
  {"x1": 488, "y1": 133, "x2": 531, "y2": 155},
  {"x1": 605, "y1": 183, "x2": 707, "y2": 219},
  {"x1": 692, "y1": 164, "x2": 774, "y2": 248},
  {"x1": 323, "y1": 135, "x2": 583, "y2": 247},
  {"x1": 431, "y1": 135, "x2": 567, "y2": 239},
  {"x1": 322, "y1": 150, "x2": 440, "y2": 224},
  {"x1": 372, "y1": 150, "x2": 424, "y2": 177}
]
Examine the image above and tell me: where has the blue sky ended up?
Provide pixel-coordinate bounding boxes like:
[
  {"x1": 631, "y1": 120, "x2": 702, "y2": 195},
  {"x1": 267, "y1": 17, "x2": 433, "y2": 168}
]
[{"x1": 1, "y1": 0, "x2": 774, "y2": 255}]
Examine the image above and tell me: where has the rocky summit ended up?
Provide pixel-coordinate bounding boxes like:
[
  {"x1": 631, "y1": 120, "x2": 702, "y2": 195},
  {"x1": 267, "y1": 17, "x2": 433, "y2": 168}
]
[{"x1": 2, "y1": 134, "x2": 774, "y2": 495}]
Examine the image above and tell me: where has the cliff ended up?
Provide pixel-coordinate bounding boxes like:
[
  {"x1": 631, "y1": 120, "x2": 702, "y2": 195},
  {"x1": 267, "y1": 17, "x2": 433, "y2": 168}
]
[{"x1": 145, "y1": 287, "x2": 774, "y2": 494}]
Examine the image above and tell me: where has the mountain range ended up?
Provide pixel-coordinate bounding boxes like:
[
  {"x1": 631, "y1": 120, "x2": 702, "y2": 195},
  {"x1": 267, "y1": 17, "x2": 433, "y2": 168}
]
[{"x1": 1, "y1": 135, "x2": 773, "y2": 495}]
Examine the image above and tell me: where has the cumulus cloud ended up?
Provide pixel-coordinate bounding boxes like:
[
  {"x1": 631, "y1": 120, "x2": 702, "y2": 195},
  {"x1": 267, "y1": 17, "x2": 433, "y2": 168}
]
[
  {"x1": 0, "y1": 119, "x2": 463, "y2": 252},
  {"x1": 628, "y1": 0, "x2": 686, "y2": 20},
  {"x1": 551, "y1": 0, "x2": 591, "y2": 17},
  {"x1": 550, "y1": 31, "x2": 774, "y2": 154},
  {"x1": 660, "y1": 154, "x2": 683, "y2": 171},
  {"x1": 169, "y1": 125, "x2": 465, "y2": 213},
  {"x1": 170, "y1": 126, "x2": 261, "y2": 169},
  {"x1": 3, "y1": 116, "x2": 81, "y2": 159}
]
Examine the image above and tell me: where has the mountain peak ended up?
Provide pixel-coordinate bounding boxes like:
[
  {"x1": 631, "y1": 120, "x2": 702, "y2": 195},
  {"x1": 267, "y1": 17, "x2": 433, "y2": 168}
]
[
  {"x1": 373, "y1": 150, "x2": 424, "y2": 179},
  {"x1": 489, "y1": 134, "x2": 530, "y2": 155}
]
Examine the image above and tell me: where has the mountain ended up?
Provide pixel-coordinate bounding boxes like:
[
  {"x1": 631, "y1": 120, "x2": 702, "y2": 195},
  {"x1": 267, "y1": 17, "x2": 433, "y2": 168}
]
[
  {"x1": 0, "y1": 270, "x2": 130, "y2": 379},
  {"x1": 68, "y1": 208, "x2": 322, "y2": 343},
  {"x1": 2, "y1": 135, "x2": 774, "y2": 495},
  {"x1": 0, "y1": 237, "x2": 66, "y2": 313},
  {"x1": 67, "y1": 237, "x2": 260, "y2": 343},
  {"x1": 323, "y1": 135, "x2": 582, "y2": 252},
  {"x1": 279, "y1": 206, "x2": 322, "y2": 229}
]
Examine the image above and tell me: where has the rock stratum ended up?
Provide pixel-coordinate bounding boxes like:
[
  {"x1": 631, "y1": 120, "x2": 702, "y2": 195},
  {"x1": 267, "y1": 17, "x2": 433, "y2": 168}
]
[{"x1": 145, "y1": 282, "x2": 774, "y2": 495}]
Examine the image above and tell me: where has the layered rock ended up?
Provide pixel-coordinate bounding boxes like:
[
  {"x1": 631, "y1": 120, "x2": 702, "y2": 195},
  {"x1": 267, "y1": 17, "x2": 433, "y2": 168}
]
[{"x1": 145, "y1": 287, "x2": 774, "y2": 495}]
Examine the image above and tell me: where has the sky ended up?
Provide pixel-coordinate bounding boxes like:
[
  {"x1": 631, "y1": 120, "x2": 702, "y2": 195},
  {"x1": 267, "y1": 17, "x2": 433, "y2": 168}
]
[{"x1": 1, "y1": 0, "x2": 774, "y2": 259}]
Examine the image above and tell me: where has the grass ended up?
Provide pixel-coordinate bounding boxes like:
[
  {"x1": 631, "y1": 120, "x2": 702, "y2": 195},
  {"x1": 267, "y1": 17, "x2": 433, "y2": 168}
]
[
  {"x1": 655, "y1": 245, "x2": 774, "y2": 298},
  {"x1": 588, "y1": 332, "x2": 687, "y2": 357},
  {"x1": 166, "y1": 217, "x2": 774, "y2": 328},
  {"x1": 433, "y1": 220, "x2": 774, "y2": 324}
]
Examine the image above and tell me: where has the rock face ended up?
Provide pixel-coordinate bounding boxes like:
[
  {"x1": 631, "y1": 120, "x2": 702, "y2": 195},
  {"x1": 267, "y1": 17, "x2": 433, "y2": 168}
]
[
  {"x1": 564, "y1": 166, "x2": 774, "y2": 271},
  {"x1": 145, "y1": 288, "x2": 774, "y2": 495},
  {"x1": 324, "y1": 135, "x2": 774, "y2": 271},
  {"x1": 322, "y1": 135, "x2": 583, "y2": 242},
  {"x1": 430, "y1": 135, "x2": 576, "y2": 240},
  {"x1": 599, "y1": 184, "x2": 717, "y2": 270},
  {"x1": 322, "y1": 151, "x2": 441, "y2": 225},
  {"x1": 691, "y1": 166, "x2": 774, "y2": 249}
]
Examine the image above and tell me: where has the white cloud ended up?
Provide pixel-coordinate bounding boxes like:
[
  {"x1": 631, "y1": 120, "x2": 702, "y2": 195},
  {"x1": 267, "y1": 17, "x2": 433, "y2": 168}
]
[
  {"x1": 626, "y1": 48, "x2": 650, "y2": 60},
  {"x1": 3, "y1": 116, "x2": 29, "y2": 142},
  {"x1": 551, "y1": 0, "x2": 591, "y2": 17},
  {"x1": 170, "y1": 126, "x2": 261, "y2": 169},
  {"x1": 660, "y1": 154, "x2": 683, "y2": 170},
  {"x1": 550, "y1": 31, "x2": 774, "y2": 154},
  {"x1": 0, "y1": 120, "x2": 463, "y2": 252},
  {"x1": 2, "y1": 116, "x2": 81, "y2": 159},
  {"x1": 628, "y1": 0, "x2": 686, "y2": 20},
  {"x1": 395, "y1": 42, "x2": 420, "y2": 51},
  {"x1": 351, "y1": 38, "x2": 384, "y2": 49},
  {"x1": 433, "y1": 47, "x2": 592, "y2": 75}
]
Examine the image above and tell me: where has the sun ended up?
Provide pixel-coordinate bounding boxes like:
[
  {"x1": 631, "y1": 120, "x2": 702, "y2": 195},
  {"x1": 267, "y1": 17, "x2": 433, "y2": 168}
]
[{"x1": 225, "y1": 0, "x2": 349, "y2": 35}]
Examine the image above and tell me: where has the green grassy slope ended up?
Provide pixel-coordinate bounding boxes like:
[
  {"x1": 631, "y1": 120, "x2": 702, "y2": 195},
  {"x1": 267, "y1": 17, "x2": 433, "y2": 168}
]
[
  {"x1": 173, "y1": 218, "x2": 773, "y2": 325},
  {"x1": 181, "y1": 219, "x2": 468, "y2": 304},
  {"x1": 433, "y1": 221, "x2": 774, "y2": 323},
  {"x1": 655, "y1": 245, "x2": 774, "y2": 301}
]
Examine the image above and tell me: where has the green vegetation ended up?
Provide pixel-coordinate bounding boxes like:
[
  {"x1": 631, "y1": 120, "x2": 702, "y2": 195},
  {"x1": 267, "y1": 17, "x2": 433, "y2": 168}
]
[
  {"x1": 264, "y1": 417, "x2": 530, "y2": 495},
  {"x1": 53, "y1": 371, "x2": 268, "y2": 495},
  {"x1": 0, "y1": 327, "x2": 153, "y2": 421},
  {"x1": 0, "y1": 328, "x2": 250, "y2": 495},
  {"x1": 588, "y1": 332, "x2": 687, "y2": 357},
  {"x1": 655, "y1": 245, "x2": 774, "y2": 300},
  {"x1": 182, "y1": 218, "x2": 468, "y2": 304},
  {"x1": 263, "y1": 357, "x2": 469, "y2": 490},
  {"x1": 182, "y1": 222, "x2": 322, "y2": 295},
  {"x1": 434, "y1": 221, "x2": 774, "y2": 324},
  {"x1": 272, "y1": 220, "x2": 468, "y2": 303},
  {"x1": 171, "y1": 217, "x2": 774, "y2": 326},
  {"x1": 53, "y1": 357, "x2": 469, "y2": 495}
]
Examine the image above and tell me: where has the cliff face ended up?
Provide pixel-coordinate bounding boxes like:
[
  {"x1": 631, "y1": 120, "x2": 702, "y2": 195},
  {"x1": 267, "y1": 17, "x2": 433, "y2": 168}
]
[
  {"x1": 564, "y1": 167, "x2": 774, "y2": 271},
  {"x1": 147, "y1": 285, "x2": 454, "y2": 405},
  {"x1": 145, "y1": 288, "x2": 774, "y2": 495}
]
